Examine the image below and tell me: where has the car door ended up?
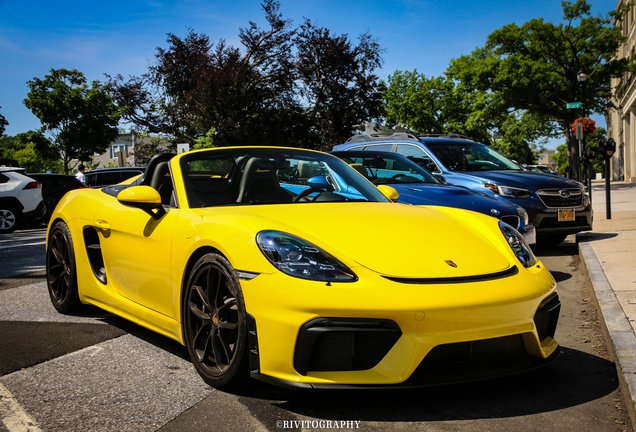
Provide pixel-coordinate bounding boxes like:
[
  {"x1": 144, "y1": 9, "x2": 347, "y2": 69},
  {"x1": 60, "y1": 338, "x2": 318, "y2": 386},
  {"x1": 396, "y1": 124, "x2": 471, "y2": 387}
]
[{"x1": 94, "y1": 198, "x2": 180, "y2": 318}]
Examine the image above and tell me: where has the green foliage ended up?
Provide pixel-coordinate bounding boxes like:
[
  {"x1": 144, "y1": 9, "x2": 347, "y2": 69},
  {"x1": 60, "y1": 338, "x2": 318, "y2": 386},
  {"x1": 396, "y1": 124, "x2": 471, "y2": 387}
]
[
  {"x1": 382, "y1": 71, "x2": 546, "y2": 163},
  {"x1": 0, "y1": 131, "x2": 63, "y2": 172},
  {"x1": 193, "y1": 127, "x2": 217, "y2": 150},
  {"x1": 382, "y1": 71, "x2": 470, "y2": 135},
  {"x1": 552, "y1": 127, "x2": 607, "y2": 175},
  {"x1": 23, "y1": 68, "x2": 121, "y2": 174},
  {"x1": 446, "y1": 0, "x2": 635, "y2": 181},
  {"x1": 553, "y1": 143, "x2": 570, "y2": 175}
]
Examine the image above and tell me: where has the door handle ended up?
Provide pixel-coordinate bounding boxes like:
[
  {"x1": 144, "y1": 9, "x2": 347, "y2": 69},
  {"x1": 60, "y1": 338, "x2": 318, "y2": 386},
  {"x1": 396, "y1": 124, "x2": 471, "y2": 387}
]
[{"x1": 95, "y1": 220, "x2": 110, "y2": 231}]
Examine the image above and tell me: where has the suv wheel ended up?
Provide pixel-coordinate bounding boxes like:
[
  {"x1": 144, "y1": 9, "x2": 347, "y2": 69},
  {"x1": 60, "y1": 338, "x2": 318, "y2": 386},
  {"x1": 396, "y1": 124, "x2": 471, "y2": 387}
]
[{"x1": 0, "y1": 205, "x2": 20, "y2": 234}]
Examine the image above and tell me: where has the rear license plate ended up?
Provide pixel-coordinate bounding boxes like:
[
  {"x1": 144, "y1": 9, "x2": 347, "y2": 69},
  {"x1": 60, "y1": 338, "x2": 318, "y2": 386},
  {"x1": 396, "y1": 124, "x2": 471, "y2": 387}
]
[{"x1": 558, "y1": 209, "x2": 575, "y2": 222}]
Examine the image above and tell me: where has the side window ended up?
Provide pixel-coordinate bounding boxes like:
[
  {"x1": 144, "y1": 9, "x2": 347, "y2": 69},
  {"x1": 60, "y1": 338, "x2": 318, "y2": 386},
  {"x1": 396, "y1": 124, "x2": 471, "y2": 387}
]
[
  {"x1": 85, "y1": 173, "x2": 97, "y2": 187},
  {"x1": 99, "y1": 171, "x2": 123, "y2": 186},
  {"x1": 396, "y1": 144, "x2": 440, "y2": 173},
  {"x1": 0, "y1": 173, "x2": 9, "y2": 184},
  {"x1": 365, "y1": 144, "x2": 393, "y2": 152},
  {"x1": 346, "y1": 145, "x2": 365, "y2": 151}
]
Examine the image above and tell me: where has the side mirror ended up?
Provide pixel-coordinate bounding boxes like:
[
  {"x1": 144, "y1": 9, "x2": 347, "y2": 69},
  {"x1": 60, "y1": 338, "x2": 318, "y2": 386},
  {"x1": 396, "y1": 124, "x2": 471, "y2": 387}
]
[
  {"x1": 117, "y1": 186, "x2": 166, "y2": 219},
  {"x1": 377, "y1": 185, "x2": 399, "y2": 202},
  {"x1": 307, "y1": 176, "x2": 334, "y2": 191},
  {"x1": 433, "y1": 174, "x2": 446, "y2": 184}
]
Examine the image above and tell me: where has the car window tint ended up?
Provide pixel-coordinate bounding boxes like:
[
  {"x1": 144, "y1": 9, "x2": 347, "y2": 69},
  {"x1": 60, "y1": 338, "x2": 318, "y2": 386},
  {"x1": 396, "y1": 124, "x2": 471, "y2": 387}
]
[
  {"x1": 365, "y1": 144, "x2": 393, "y2": 152},
  {"x1": 0, "y1": 173, "x2": 8, "y2": 184},
  {"x1": 120, "y1": 171, "x2": 143, "y2": 182},
  {"x1": 340, "y1": 155, "x2": 438, "y2": 185},
  {"x1": 396, "y1": 144, "x2": 440, "y2": 173},
  {"x1": 99, "y1": 171, "x2": 124, "y2": 186},
  {"x1": 425, "y1": 142, "x2": 521, "y2": 172}
]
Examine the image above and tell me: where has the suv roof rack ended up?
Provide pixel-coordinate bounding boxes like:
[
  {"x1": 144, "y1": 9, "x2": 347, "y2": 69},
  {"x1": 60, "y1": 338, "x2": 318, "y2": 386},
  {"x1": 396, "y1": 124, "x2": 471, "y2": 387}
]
[
  {"x1": 419, "y1": 134, "x2": 474, "y2": 141},
  {"x1": 345, "y1": 132, "x2": 419, "y2": 143}
]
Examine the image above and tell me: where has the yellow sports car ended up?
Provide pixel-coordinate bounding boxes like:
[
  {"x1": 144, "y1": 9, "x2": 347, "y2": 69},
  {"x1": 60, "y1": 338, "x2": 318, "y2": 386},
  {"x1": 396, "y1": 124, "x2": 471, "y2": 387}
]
[{"x1": 46, "y1": 147, "x2": 560, "y2": 390}]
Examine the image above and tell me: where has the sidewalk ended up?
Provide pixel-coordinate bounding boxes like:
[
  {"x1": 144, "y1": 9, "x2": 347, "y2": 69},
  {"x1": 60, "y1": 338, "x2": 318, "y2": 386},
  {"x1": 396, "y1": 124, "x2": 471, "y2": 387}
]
[{"x1": 578, "y1": 179, "x2": 636, "y2": 425}]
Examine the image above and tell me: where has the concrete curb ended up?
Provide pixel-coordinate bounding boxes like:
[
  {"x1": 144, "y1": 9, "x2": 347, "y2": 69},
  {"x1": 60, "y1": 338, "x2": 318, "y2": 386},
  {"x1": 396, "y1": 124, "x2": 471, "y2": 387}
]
[{"x1": 578, "y1": 232, "x2": 636, "y2": 426}]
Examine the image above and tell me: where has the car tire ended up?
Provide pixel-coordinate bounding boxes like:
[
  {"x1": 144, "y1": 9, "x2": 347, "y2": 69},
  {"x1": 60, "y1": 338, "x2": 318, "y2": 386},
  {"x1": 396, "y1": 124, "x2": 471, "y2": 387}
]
[
  {"x1": 46, "y1": 221, "x2": 82, "y2": 314},
  {"x1": 184, "y1": 253, "x2": 248, "y2": 390},
  {"x1": 0, "y1": 205, "x2": 21, "y2": 234}
]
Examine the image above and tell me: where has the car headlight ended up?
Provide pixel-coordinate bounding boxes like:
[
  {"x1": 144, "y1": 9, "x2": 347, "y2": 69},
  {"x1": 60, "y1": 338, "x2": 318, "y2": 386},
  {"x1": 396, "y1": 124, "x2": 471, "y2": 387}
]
[
  {"x1": 484, "y1": 182, "x2": 532, "y2": 198},
  {"x1": 256, "y1": 231, "x2": 357, "y2": 282},
  {"x1": 514, "y1": 204, "x2": 530, "y2": 226},
  {"x1": 499, "y1": 221, "x2": 536, "y2": 268}
]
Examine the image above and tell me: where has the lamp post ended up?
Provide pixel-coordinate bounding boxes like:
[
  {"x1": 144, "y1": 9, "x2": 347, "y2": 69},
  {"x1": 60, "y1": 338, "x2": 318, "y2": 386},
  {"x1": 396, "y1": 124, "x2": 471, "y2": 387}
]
[{"x1": 577, "y1": 70, "x2": 588, "y2": 182}]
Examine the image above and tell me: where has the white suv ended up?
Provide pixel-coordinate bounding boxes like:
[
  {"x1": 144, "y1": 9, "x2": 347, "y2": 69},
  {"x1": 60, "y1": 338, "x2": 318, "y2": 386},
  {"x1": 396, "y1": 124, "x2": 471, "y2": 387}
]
[{"x1": 0, "y1": 167, "x2": 45, "y2": 233}]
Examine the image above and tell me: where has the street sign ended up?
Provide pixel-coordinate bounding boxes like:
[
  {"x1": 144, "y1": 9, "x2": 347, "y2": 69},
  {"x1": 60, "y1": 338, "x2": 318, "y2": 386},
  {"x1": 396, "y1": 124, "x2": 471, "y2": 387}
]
[{"x1": 567, "y1": 102, "x2": 582, "y2": 109}]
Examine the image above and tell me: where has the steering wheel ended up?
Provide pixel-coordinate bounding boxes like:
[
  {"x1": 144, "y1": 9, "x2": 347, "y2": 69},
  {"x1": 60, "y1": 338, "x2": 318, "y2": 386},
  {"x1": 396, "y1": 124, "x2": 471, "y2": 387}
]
[{"x1": 293, "y1": 187, "x2": 324, "y2": 202}]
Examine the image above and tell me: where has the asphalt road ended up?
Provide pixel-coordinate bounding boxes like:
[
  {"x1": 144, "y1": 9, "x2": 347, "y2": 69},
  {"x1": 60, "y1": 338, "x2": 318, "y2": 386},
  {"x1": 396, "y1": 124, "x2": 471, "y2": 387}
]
[{"x1": 0, "y1": 229, "x2": 631, "y2": 432}]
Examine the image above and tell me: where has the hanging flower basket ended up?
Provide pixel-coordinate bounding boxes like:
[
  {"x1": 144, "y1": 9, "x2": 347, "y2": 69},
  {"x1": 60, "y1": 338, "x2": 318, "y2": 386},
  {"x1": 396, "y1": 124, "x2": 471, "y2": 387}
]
[{"x1": 571, "y1": 117, "x2": 596, "y2": 135}]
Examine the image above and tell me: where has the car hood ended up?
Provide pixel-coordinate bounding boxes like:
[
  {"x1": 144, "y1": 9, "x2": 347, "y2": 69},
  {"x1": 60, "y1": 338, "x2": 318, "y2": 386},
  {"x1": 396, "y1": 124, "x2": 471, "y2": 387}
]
[
  {"x1": 392, "y1": 183, "x2": 517, "y2": 215},
  {"x1": 455, "y1": 170, "x2": 583, "y2": 191},
  {"x1": 220, "y1": 202, "x2": 513, "y2": 279}
]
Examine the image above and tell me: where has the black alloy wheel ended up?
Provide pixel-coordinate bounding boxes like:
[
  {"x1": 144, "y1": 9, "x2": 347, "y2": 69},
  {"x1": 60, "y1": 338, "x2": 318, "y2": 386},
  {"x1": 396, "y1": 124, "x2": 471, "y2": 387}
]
[
  {"x1": 46, "y1": 221, "x2": 81, "y2": 314},
  {"x1": 184, "y1": 253, "x2": 248, "y2": 389}
]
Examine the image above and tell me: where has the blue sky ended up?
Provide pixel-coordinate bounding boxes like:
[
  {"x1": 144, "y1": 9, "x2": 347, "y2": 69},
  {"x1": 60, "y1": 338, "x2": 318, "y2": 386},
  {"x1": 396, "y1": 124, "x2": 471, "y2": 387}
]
[{"x1": 0, "y1": 0, "x2": 620, "y2": 148}]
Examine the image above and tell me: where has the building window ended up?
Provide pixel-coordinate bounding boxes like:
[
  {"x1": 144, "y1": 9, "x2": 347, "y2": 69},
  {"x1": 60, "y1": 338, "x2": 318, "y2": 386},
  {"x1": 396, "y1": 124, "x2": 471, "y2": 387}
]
[{"x1": 110, "y1": 144, "x2": 127, "y2": 159}]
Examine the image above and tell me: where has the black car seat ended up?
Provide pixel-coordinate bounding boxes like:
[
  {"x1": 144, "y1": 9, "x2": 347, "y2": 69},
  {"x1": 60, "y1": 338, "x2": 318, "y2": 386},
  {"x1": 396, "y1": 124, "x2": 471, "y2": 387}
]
[
  {"x1": 236, "y1": 158, "x2": 291, "y2": 203},
  {"x1": 150, "y1": 161, "x2": 174, "y2": 206}
]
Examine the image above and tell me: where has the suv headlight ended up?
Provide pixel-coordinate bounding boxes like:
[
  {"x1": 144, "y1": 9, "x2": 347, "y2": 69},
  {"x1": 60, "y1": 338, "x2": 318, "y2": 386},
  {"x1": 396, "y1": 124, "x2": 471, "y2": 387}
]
[
  {"x1": 499, "y1": 221, "x2": 536, "y2": 268},
  {"x1": 484, "y1": 182, "x2": 532, "y2": 198},
  {"x1": 257, "y1": 231, "x2": 357, "y2": 282}
]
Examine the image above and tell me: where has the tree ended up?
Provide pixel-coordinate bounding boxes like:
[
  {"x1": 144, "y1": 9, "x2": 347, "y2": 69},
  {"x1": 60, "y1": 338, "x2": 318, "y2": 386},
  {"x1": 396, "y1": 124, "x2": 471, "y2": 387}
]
[
  {"x1": 0, "y1": 106, "x2": 8, "y2": 136},
  {"x1": 553, "y1": 126, "x2": 607, "y2": 174},
  {"x1": 382, "y1": 71, "x2": 546, "y2": 163},
  {"x1": 193, "y1": 127, "x2": 217, "y2": 150},
  {"x1": 447, "y1": 0, "x2": 636, "y2": 181},
  {"x1": 109, "y1": 1, "x2": 383, "y2": 151},
  {"x1": 295, "y1": 20, "x2": 384, "y2": 149},
  {"x1": 24, "y1": 69, "x2": 121, "y2": 173},
  {"x1": 382, "y1": 71, "x2": 480, "y2": 137},
  {"x1": 0, "y1": 131, "x2": 63, "y2": 173}
]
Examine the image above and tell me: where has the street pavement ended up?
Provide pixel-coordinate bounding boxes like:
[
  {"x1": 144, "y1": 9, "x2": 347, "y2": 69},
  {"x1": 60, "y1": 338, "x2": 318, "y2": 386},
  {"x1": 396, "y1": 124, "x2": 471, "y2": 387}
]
[{"x1": 579, "y1": 178, "x2": 636, "y2": 425}]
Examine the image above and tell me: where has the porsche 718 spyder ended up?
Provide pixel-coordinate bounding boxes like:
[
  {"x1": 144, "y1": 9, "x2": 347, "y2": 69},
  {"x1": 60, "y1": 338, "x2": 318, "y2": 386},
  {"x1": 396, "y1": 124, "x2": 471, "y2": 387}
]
[{"x1": 46, "y1": 147, "x2": 560, "y2": 390}]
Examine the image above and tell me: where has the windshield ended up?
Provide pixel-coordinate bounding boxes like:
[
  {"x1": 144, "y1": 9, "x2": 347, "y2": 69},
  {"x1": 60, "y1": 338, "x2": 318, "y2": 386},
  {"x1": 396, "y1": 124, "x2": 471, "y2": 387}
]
[
  {"x1": 180, "y1": 147, "x2": 390, "y2": 207},
  {"x1": 333, "y1": 152, "x2": 440, "y2": 185},
  {"x1": 425, "y1": 141, "x2": 522, "y2": 172}
]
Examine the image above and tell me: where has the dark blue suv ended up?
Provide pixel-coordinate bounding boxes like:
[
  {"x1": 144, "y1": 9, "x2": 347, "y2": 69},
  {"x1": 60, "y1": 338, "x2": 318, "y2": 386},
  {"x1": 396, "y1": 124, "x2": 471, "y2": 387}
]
[{"x1": 333, "y1": 133, "x2": 593, "y2": 245}]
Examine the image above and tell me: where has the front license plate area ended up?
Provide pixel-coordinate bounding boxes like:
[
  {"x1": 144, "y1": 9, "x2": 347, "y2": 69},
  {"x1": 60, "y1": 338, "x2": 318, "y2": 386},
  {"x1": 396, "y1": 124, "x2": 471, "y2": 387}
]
[{"x1": 558, "y1": 209, "x2": 575, "y2": 222}]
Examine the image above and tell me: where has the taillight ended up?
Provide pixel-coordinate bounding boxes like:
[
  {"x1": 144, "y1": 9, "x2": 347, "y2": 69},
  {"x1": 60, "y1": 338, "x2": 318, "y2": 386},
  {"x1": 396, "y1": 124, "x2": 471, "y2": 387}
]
[{"x1": 23, "y1": 181, "x2": 41, "y2": 190}]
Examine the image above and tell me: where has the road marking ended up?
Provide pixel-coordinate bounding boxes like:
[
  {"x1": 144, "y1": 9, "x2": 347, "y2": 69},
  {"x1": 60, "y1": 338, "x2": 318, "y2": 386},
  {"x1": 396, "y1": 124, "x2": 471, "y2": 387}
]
[
  {"x1": 0, "y1": 242, "x2": 45, "y2": 250},
  {"x1": 0, "y1": 383, "x2": 42, "y2": 432}
]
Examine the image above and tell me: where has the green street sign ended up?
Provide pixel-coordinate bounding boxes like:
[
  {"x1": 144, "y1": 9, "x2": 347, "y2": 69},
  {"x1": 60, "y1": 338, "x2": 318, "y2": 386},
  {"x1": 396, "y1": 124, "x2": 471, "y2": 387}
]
[{"x1": 566, "y1": 102, "x2": 582, "y2": 109}]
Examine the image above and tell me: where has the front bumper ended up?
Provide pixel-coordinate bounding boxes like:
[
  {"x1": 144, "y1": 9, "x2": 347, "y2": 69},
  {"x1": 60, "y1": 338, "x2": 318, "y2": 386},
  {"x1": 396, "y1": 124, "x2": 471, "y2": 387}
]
[
  {"x1": 510, "y1": 197, "x2": 593, "y2": 236},
  {"x1": 240, "y1": 262, "x2": 559, "y2": 388},
  {"x1": 518, "y1": 223, "x2": 536, "y2": 247}
]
